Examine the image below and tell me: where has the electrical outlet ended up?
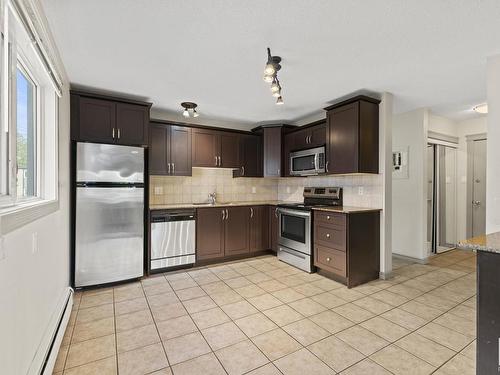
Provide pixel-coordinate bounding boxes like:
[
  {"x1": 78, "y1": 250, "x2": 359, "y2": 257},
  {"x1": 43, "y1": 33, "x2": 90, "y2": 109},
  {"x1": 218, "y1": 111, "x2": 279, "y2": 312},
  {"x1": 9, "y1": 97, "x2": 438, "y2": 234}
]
[
  {"x1": 358, "y1": 186, "x2": 364, "y2": 195},
  {"x1": 32, "y1": 232, "x2": 38, "y2": 254},
  {"x1": 286, "y1": 187, "x2": 291, "y2": 193},
  {"x1": 251, "y1": 186, "x2": 256, "y2": 194},
  {"x1": 154, "y1": 186, "x2": 163, "y2": 195}
]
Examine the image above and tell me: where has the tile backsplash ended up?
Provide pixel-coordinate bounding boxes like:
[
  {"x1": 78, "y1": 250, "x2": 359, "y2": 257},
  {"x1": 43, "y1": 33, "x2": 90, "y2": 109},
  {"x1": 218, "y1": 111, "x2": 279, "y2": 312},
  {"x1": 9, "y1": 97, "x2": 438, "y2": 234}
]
[{"x1": 150, "y1": 168, "x2": 383, "y2": 208}]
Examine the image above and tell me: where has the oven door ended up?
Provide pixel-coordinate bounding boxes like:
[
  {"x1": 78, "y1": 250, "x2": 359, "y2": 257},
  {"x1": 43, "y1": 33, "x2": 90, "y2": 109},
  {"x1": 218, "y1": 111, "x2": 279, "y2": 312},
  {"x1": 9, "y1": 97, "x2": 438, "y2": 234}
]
[
  {"x1": 290, "y1": 147, "x2": 325, "y2": 176},
  {"x1": 277, "y1": 208, "x2": 311, "y2": 254}
]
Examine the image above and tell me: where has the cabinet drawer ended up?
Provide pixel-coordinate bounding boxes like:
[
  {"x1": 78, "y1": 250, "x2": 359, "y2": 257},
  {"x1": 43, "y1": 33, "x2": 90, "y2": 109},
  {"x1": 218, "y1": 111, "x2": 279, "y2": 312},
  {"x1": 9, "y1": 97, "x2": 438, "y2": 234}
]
[
  {"x1": 315, "y1": 211, "x2": 346, "y2": 227},
  {"x1": 315, "y1": 245, "x2": 346, "y2": 277},
  {"x1": 314, "y1": 224, "x2": 346, "y2": 251}
]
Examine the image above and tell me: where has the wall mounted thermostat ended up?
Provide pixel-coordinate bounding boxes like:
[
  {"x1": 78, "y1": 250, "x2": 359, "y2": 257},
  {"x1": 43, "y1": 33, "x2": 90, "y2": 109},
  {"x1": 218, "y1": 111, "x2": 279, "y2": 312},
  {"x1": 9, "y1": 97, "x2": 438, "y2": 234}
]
[{"x1": 392, "y1": 147, "x2": 409, "y2": 179}]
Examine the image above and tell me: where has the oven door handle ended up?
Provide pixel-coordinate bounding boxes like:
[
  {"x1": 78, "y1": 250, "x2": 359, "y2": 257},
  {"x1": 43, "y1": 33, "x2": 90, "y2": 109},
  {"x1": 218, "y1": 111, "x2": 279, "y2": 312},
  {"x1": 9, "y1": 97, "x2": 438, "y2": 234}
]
[{"x1": 277, "y1": 208, "x2": 311, "y2": 218}]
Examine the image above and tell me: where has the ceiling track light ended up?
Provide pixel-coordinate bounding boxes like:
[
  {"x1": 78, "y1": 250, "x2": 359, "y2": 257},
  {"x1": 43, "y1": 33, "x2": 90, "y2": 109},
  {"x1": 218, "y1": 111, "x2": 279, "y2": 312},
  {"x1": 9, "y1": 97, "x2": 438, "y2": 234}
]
[
  {"x1": 180, "y1": 102, "x2": 199, "y2": 118},
  {"x1": 263, "y1": 47, "x2": 284, "y2": 105},
  {"x1": 473, "y1": 103, "x2": 488, "y2": 114}
]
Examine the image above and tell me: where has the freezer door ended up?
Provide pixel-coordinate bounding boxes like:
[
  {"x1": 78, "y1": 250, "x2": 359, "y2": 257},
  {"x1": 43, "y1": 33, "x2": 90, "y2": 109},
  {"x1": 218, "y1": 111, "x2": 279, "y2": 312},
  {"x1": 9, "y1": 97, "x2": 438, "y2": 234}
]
[
  {"x1": 77, "y1": 142, "x2": 144, "y2": 183},
  {"x1": 75, "y1": 186, "x2": 144, "y2": 287}
]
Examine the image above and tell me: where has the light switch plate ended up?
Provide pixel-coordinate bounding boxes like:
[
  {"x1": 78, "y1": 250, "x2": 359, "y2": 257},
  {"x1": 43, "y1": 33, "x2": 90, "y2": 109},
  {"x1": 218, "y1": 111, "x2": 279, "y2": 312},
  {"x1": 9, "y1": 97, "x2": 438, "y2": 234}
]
[
  {"x1": 32, "y1": 232, "x2": 38, "y2": 254},
  {"x1": 358, "y1": 186, "x2": 364, "y2": 195},
  {"x1": 252, "y1": 186, "x2": 256, "y2": 194}
]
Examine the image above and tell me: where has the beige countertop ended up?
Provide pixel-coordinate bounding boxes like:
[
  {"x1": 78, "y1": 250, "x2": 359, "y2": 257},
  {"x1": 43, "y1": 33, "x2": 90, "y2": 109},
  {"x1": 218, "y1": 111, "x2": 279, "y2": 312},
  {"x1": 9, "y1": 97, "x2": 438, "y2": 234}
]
[
  {"x1": 150, "y1": 201, "x2": 382, "y2": 214},
  {"x1": 458, "y1": 232, "x2": 500, "y2": 254}
]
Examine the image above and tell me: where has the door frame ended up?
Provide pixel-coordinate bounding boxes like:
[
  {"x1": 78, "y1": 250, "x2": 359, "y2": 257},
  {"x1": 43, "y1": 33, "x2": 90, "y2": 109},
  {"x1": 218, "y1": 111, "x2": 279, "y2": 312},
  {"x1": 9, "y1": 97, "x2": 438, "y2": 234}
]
[{"x1": 466, "y1": 133, "x2": 487, "y2": 238}]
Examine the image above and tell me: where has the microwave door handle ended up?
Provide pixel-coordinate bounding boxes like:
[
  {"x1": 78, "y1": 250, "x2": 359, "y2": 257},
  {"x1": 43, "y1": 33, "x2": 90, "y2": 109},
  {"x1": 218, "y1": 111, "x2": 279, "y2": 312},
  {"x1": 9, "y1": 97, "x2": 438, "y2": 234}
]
[{"x1": 314, "y1": 153, "x2": 319, "y2": 170}]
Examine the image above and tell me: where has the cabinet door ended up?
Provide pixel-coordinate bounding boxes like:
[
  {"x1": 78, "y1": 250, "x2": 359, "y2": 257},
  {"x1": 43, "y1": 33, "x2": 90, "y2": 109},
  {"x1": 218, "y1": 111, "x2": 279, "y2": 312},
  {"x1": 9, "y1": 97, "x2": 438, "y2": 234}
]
[
  {"x1": 170, "y1": 126, "x2": 192, "y2": 176},
  {"x1": 78, "y1": 97, "x2": 116, "y2": 143},
  {"x1": 116, "y1": 102, "x2": 149, "y2": 146},
  {"x1": 220, "y1": 132, "x2": 240, "y2": 168},
  {"x1": 270, "y1": 206, "x2": 279, "y2": 252},
  {"x1": 149, "y1": 123, "x2": 169, "y2": 175},
  {"x1": 224, "y1": 207, "x2": 249, "y2": 256},
  {"x1": 241, "y1": 135, "x2": 263, "y2": 177},
  {"x1": 250, "y1": 206, "x2": 269, "y2": 252},
  {"x1": 291, "y1": 128, "x2": 309, "y2": 151},
  {"x1": 327, "y1": 102, "x2": 359, "y2": 174},
  {"x1": 192, "y1": 129, "x2": 219, "y2": 167},
  {"x1": 309, "y1": 123, "x2": 326, "y2": 147},
  {"x1": 264, "y1": 127, "x2": 282, "y2": 177},
  {"x1": 197, "y1": 208, "x2": 225, "y2": 260}
]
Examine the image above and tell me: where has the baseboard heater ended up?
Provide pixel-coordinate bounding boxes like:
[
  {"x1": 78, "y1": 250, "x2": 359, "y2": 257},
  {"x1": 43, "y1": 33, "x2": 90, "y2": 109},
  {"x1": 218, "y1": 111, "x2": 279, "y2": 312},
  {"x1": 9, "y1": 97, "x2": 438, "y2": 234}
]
[{"x1": 35, "y1": 287, "x2": 74, "y2": 375}]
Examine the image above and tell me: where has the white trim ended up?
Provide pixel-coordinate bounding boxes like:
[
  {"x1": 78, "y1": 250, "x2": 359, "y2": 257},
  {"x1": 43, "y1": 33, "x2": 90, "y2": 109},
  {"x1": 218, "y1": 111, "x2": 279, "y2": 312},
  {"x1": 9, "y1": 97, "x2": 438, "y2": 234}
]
[
  {"x1": 0, "y1": 198, "x2": 58, "y2": 234},
  {"x1": 392, "y1": 252, "x2": 429, "y2": 264}
]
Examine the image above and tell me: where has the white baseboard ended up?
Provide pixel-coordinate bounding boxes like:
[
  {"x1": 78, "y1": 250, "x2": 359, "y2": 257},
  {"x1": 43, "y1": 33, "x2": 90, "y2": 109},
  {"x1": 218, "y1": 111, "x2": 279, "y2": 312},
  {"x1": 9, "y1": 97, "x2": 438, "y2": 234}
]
[
  {"x1": 27, "y1": 287, "x2": 73, "y2": 375},
  {"x1": 392, "y1": 253, "x2": 428, "y2": 264}
]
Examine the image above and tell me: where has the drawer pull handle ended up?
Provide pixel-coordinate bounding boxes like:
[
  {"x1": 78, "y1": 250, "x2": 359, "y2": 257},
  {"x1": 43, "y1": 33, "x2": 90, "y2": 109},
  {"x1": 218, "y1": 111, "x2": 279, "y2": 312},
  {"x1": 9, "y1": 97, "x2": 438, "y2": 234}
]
[
  {"x1": 326, "y1": 257, "x2": 331, "y2": 262},
  {"x1": 327, "y1": 216, "x2": 331, "y2": 220},
  {"x1": 326, "y1": 233, "x2": 331, "y2": 238}
]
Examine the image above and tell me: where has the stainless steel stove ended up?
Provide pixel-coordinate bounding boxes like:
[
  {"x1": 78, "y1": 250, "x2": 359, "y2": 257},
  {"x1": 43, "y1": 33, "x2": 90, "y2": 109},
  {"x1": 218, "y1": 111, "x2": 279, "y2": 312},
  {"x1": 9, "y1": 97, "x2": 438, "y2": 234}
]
[{"x1": 276, "y1": 187, "x2": 342, "y2": 272}]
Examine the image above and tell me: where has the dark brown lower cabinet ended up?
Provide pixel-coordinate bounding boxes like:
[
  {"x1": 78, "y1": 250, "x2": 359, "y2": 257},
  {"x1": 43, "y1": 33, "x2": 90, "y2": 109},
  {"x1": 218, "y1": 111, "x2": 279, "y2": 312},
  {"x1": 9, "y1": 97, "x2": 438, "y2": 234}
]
[
  {"x1": 224, "y1": 207, "x2": 250, "y2": 256},
  {"x1": 249, "y1": 206, "x2": 269, "y2": 252},
  {"x1": 313, "y1": 210, "x2": 380, "y2": 288},
  {"x1": 269, "y1": 205, "x2": 279, "y2": 253},
  {"x1": 196, "y1": 208, "x2": 225, "y2": 260}
]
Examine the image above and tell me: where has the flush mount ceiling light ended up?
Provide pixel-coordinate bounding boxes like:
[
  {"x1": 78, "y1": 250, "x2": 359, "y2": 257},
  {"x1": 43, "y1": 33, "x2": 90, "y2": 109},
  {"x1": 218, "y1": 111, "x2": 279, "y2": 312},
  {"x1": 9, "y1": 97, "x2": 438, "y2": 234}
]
[
  {"x1": 473, "y1": 103, "x2": 488, "y2": 114},
  {"x1": 263, "y1": 47, "x2": 284, "y2": 105},
  {"x1": 181, "y1": 102, "x2": 199, "y2": 118}
]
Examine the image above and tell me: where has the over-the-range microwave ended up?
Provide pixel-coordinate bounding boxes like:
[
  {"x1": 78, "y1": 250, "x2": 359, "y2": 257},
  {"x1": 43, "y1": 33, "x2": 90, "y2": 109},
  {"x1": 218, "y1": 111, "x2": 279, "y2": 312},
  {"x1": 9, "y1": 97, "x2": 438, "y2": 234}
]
[{"x1": 290, "y1": 146, "x2": 325, "y2": 176}]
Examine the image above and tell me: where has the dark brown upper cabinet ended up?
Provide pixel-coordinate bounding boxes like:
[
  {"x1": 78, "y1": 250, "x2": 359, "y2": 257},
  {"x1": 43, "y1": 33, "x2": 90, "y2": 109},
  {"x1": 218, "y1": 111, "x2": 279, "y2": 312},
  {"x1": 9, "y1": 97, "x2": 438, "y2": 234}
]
[
  {"x1": 235, "y1": 134, "x2": 263, "y2": 177},
  {"x1": 263, "y1": 126, "x2": 284, "y2": 177},
  {"x1": 192, "y1": 128, "x2": 240, "y2": 168},
  {"x1": 325, "y1": 96, "x2": 380, "y2": 174},
  {"x1": 149, "y1": 122, "x2": 192, "y2": 176},
  {"x1": 71, "y1": 90, "x2": 151, "y2": 146},
  {"x1": 287, "y1": 122, "x2": 326, "y2": 152}
]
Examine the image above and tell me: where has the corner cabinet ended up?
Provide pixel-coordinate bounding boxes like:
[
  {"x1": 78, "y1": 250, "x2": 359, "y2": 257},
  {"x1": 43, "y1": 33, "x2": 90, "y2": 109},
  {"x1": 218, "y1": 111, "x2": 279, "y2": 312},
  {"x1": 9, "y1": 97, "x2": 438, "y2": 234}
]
[
  {"x1": 325, "y1": 96, "x2": 380, "y2": 174},
  {"x1": 71, "y1": 91, "x2": 151, "y2": 146},
  {"x1": 149, "y1": 121, "x2": 192, "y2": 176},
  {"x1": 235, "y1": 134, "x2": 263, "y2": 177}
]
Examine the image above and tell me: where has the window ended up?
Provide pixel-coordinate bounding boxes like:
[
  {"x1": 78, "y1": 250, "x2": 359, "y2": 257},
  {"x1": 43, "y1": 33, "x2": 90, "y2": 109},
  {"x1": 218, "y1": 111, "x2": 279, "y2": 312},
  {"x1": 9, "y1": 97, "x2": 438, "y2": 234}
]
[{"x1": 0, "y1": 0, "x2": 61, "y2": 217}]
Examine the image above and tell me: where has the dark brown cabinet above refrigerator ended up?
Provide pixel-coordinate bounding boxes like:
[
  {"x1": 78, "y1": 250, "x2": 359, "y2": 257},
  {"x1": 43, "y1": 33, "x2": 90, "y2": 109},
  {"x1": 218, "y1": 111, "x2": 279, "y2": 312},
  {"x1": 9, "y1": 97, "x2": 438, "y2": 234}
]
[
  {"x1": 70, "y1": 90, "x2": 151, "y2": 146},
  {"x1": 325, "y1": 95, "x2": 380, "y2": 174},
  {"x1": 149, "y1": 121, "x2": 192, "y2": 176}
]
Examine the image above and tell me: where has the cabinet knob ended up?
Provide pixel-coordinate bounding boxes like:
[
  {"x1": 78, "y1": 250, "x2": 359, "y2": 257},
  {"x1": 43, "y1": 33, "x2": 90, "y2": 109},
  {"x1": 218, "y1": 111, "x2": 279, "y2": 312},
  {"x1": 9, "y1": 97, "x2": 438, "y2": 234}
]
[
  {"x1": 326, "y1": 257, "x2": 331, "y2": 262},
  {"x1": 326, "y1": 215, "x2": 330, "y2": 220},
  {"x1": 326, "y1": 233, "x2": 330, "y2": 238}
]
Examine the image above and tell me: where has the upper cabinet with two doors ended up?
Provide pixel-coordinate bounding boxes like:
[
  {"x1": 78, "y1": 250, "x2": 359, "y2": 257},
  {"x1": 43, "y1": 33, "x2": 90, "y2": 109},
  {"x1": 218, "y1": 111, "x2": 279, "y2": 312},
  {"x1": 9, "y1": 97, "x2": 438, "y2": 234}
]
[
  {"x1": 191, "y1": 128, "x2": 240, "y2": 168},
  {"x1": 70, "y1": 90, "x2": 152, "y2": 146}
]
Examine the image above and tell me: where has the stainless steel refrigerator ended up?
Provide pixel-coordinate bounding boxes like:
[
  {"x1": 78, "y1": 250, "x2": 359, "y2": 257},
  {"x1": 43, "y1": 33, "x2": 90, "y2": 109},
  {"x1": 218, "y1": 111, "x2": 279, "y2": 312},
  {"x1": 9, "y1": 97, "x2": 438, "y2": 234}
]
[{"x1": 75, "y1": 142, "x2": 145, "y2": 287}]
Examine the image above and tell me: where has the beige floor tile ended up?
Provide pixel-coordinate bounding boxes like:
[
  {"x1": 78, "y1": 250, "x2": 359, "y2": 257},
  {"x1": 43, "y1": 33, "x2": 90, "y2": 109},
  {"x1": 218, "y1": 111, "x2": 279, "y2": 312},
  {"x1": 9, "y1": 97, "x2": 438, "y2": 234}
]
[
  {"x1": 224, "y1": 276, "x2": 254, "y2": 289},
  {"x1": 248, "y1": 293, "x2": 283, "y2": 311},
  {"x1": 460, "y1": 340, "x2": 476, "y2": 361},
  {"x1": 221, "y1": 300, "x2": 259, "y2": 320},
  {"x1": 274, "y1": 348, "x2": 335, "y2": 375},
  {"x1": 175, "y1": 286, "x2": 207, "y2": 301},
  {"x1": 436, "y1": 354, "x2": 475, "y2": 375},
  {"x1": 370, "y1": 345, "x2": 436, "y2": 375},
  {"x1": 76, "y1": 304, "x2": 114, "y2": 324},
  {"x1": 399, "y1": 300, "x2": 443, "y2": 321},
  {"x1": 252, "y1": 328, "x2": 302, "y2": 361},
  {"x1": 114, "y1": 284, "x2": 144, "y2": 303},
  {"x1": 360, "y1": 316, "x2": 410, "y2": 342},
  {"x1": 217, "y1": 270, "x2": 241, "y2": 280},
  {"x1": 190, "y1": 306, "x2": 230, "y2": 329},
  {"x1": 288, "y1": 297, "x2": 327, "y2": 316},
  {"x1": 282, "y1": 318, "x2": 329, "y2": 346},
  {"x1": 414, "y1": 293, "x2": 457, "y2": 311},
  {"x1": 210, "y1": 290, "x2": 244, "y2": 306},
  {"x1": 245, "y1": 363, "x2": 282, "y2": 375},
  {"x1": 339, "y1": 358, "x2": 391, "y2": 375},
  {"x1": 271, "y1": 288, "x2": 306, "y2": 303},
  {"x1": 309, "y1": 310, "x2": 355, "y2": 334},
  {"x1": 330, "y1": 287, "x2": 365, "y2": 302},
  {"x1": 310, "y1": 277, "x2": 344, "y2": 291},
  {"x1": 147, "y1": 292, "x2": 179, "y2": 308},
  {"x1": 71, "y1": 317, "x2": 115, "y2": 343},
  {"x1": 311, "y1": 291, "x2": 348, "y2": 309},
  {"x1": 144, "y1": 282, "x2": 173, "y2": 297},
  {"x1": 79, "y1": 291, "x2": 114, "y2": 309},
  {"x1": 169, "y1": 278, "x2": 197, "y2": 291},
  {"x1": 201, "y1": 281, "x2": 232, "y2": 295},
  {"x1": 258, "y1": 279, "x2": 287, "y2": 292},
  {"x1": 236, "y1": 284, "x2": 267, "y2": 298},
  {"x1": 246, "y1": 272, "x2": 274, "y2": 284},
  {"x1": 118, "y1": 343, "x2": 168, "y2": 375},
  {"x1": 165, "y1": 271, "x2": 191, "y2": 281},
  {"x1": 308, "y1": 335, "x2": 365, "y2": 372},
  {"x1": 151, "y1": 302, "x2": 188, "y2": 322},
  {"x1": 336, "y1": 325, "x2": 389, "y2": 356},
  {"x1": 370, "y1": 290, "x2": 409, "y2": 307},
  {"x1": 448, "y1": 304, "x2": 475, "y2": 321},
  {"x1": 53, "y1": 345, "x2": 68, "y2": 373},
  {"x1": 333, "y1": 303, "x2": 375, "y2": 323},
  {"x1": 352, "y1": 296, "x2": 392, "y2": 314},
  {"x1": 115, "y1": 309, "x2": 153, "y2": 333},
  {"x1": 115, "y1": 296, "x2": 148, "y2": 316},
  {"x1": 163, "y1": 331, "x2": 211, "y2": 365},
  {"x1": 65, "y1": 334, "x2": 116, "y2": 369},
  {"x1": 401, "y1": 278, "x2": 437, "y2": 293},
  {"x1": 201, "y1": 321, "x2": 247, "y2": 351},
  {"x1": 235, "y1": 313, "x2": 278, "y2": 337},
  {"x1": 171, "y1": 352, "x2": 226, "y2": 375},
  {"x1": 386, "y1": 283, "x2": 424, "y2": 299},
  {"x1": 351, "y1": 283, "x2": 383, "y2": 295},
  {"x1": 278, "y1": 275, "x2": 306, "y2": 287},
  {"x1": 193, "y1": 273, "x2": 220, "y2": 285},
  {"x1": 63, "y1": 356, "x2": 117, "y2": 375},
  {"x1": 417, "y1": 323, "x2": 472, "y2": 351},
  {"x1": 117, "y1": 324, "x2": 160, "y2": 353},
  {"x1": 395, "y1": 333, "x2": 455, "y2": 367},
  {"x1": 380, "y1": 308, "x2": 428, "y2": 330},
  {"x1": 61, "y1": 324, "x2": 75, "y2": 347},
  {"x1": 182, "y1": 295, "x2": 217, "y2": 313},
  {"x1": 292, "y1": 283, "x2": 324, "y2": 297},
  {"x1": 141, "y1": 275, "x2": 167, "y2": 287},
  {"x1": 215, "y1": 340, "x2": 269, "y2": 375},
  {"x1": 262, "y1": 304, "x2": 304, "y2": 326},
  {"x1": 156, "y1": 315, "x2": 198, "y2": 340},
  {"x1": 434, "y1": 313, "x2": 476, "y2": 338}
]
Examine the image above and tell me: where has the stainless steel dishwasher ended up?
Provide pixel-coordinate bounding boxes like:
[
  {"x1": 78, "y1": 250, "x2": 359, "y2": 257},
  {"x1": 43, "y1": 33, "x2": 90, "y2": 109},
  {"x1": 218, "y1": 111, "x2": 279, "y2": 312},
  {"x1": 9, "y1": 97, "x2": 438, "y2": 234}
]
[{"x1": 150, "y1": 210, "x2": 196, "y2": 271}]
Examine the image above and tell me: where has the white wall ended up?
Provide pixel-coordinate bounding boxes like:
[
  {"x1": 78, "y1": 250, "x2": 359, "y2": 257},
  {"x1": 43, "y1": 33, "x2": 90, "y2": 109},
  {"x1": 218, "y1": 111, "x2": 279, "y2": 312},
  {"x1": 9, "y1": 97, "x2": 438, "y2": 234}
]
[
  {"x1": 392, "y1": 109, "x2": 428, "y2": 260},
  {"x1": 486, "y1": 55, "x2": 500, "y2": 233}
]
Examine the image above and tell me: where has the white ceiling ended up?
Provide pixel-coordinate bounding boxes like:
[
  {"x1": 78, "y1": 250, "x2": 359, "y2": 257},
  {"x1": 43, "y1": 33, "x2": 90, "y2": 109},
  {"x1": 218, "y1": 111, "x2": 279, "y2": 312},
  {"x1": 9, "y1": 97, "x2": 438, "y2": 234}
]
[{"x1": 42, "y1": 0, "x2": 500, "y2": 128}]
